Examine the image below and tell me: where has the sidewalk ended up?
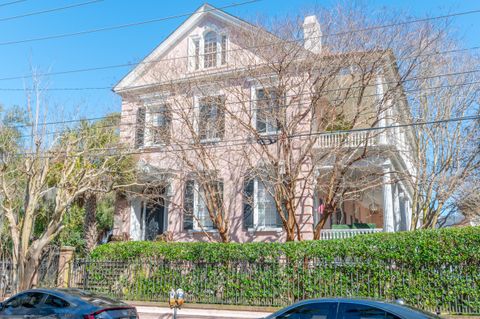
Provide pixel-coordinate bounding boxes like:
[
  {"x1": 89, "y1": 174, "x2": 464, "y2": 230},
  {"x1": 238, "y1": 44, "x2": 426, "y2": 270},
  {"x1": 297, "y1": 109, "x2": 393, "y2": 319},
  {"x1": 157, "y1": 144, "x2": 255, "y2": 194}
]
[{"x1": 136, "y1": 305, "x2": 272, "y2": 319}]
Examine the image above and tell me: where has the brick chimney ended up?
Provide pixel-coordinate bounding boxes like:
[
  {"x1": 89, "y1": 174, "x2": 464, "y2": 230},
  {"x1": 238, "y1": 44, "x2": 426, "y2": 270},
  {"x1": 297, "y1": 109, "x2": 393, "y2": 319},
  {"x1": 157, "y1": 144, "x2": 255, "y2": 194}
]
[{"x1": 303, "y1": 15, "x2": 322, "y2": 54}]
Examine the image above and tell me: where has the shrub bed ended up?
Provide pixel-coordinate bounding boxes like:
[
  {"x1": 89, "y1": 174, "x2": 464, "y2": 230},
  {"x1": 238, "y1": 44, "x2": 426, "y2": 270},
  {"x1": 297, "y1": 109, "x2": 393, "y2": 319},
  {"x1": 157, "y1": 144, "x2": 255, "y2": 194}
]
[{"x1": 85, "y1": 227, "x2": 480, "y2": 313}]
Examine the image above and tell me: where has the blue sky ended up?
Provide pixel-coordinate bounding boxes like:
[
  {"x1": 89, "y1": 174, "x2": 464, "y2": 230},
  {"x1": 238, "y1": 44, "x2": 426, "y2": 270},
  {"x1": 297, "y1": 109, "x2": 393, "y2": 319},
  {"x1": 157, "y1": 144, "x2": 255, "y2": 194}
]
[{"x1": 0, "y1": 0, "x2": 478, "y2": 121}]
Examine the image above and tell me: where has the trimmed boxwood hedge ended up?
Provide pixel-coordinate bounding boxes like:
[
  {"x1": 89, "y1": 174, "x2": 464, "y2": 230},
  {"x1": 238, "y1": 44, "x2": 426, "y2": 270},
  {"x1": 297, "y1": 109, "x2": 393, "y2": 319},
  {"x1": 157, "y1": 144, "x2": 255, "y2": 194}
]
[
  {"x1": 92, "y1": 227, "x2": 480, "y2": 264},
  {"x1": 85, "y1": 227, "x2": 480, "y2": 313}
]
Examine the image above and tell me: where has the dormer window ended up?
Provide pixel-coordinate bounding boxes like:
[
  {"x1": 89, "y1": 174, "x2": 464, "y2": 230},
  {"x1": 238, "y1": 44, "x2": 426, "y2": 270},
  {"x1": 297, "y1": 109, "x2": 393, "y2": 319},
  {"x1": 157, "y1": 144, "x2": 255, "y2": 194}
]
[
  {"x1": 189, "y1": 29, "x2": 228, "y2": 71},
  {"x1": 204, "y1": 31, "x2": 217, "y2": 68}
]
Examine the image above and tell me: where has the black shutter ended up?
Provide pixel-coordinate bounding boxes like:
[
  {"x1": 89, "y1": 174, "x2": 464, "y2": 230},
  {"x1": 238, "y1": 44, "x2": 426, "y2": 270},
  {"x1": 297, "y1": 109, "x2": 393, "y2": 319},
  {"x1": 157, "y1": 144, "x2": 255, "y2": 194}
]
[
  {"x1": 183, "y1": 180, "x2": 194, "y2": 230},
  {"x1": 243, "y1": 178, "x2": 254, "y2": 229},
  {"x1": 135, "y1": 107, "x2": 146, "y2": 148},
  {"x1": 217, "y1": 96, "x2": 225, "y2": 139}
]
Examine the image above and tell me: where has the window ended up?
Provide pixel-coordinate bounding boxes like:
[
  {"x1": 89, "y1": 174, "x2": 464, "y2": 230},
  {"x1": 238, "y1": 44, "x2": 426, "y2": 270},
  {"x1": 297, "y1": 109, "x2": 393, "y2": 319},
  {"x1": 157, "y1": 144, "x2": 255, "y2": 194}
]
[
  {"x1": 135, "y1": 106, "x2": 146, "y2": 148},
  {"x1": 244, "y1": 178, "x2": 282, "y2": 229},
  {"x1": 194, "y1": 39, "x2": 200, "y2": 70},
  {"x1": 221, "y1": 35, "x2": 227, "y2": 65},
  {"x1": 5, "y1": 292, "x2": 46, "y2": 309},
  {"x1": 204, "y1": 31, "x2": 217, "y2": 68},
  {"x1": 256, "y1": 88, "x2": 283, "y2": 134},
  {"x1": 44, "y1": 295, "x2": 69, "y2": 308},
  {"x1": 199, "y1": 96, "x2": 225, "y2": 141},
  {"x1": 148, "y1": 105, "x2": 171, "y2": 145},
  {"x1": 184, "y1": 179, "x2": 223, "y2": 231},
  {"x1": 276, "y1": 302, "x2": 337, "y2": 319},
  {"x1": 338, "y1": 303, "x2": 399, "y2": 319}
]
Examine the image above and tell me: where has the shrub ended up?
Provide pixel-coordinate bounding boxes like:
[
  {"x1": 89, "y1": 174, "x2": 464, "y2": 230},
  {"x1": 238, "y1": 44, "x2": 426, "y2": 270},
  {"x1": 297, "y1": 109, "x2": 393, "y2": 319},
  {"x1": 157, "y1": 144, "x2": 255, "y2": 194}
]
[
  {"x1": 86, "y1": 227, "x2": 480, "y2": 313},
  {"x1": 91, "y1": 227, "x2": 480, "y2": 264}
]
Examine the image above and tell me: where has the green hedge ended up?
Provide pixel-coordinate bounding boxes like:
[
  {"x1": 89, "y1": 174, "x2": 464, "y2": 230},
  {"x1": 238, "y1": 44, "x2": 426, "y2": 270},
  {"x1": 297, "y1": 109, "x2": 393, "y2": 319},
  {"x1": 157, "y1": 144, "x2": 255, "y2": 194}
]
[
  {"x1": 85, "y1": 227, "x2": 480, "y2": 313},
  {"x1": 92, "y1": 227, "x2": 480, "y2": 264}
]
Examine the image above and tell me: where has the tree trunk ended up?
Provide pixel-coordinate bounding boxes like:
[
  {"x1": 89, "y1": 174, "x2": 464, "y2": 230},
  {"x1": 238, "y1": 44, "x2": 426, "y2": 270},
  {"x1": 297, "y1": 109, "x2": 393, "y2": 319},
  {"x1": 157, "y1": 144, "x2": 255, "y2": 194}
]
[{"x1": 84, "y1": 192, "x2": 98, "y2": 254}]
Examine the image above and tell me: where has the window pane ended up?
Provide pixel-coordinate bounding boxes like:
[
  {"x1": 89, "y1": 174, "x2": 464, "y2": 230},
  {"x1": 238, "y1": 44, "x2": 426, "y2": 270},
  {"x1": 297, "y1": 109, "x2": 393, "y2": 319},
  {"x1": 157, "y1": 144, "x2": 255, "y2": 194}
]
[
  {"x1": 221, "y1": 35, "x2": 227, "y2": 65},
  {"x1": 44, "y1": 295, "x2": 69, "y2": 308},
  {"x1": 277, "y1": 302, "x2": 337, "y2": 319},
  {"x1": 256, "y1": 180, "x2": 278, "y2": 227},
  {"x1": 194, "y1": 40, "x2": 200, "y2": 70},
  {"x1": 204, "y1": 31, "x2": 217, "y2": 68},
  {"x1": 199, "y1": 96, "x2": 224, "y2": 140},
  {"x1": 339, "y1": 303, "x2": 386, "y2": 319},
  {"x1": 150, "y1": 105, "x2": 171, "y2": 145},
  {"x1": 256, "y1": 88, "x2": 281, "y2": 133},
  {"x1": 195, "y1": 181, "x2": 222, "y2": 230}
]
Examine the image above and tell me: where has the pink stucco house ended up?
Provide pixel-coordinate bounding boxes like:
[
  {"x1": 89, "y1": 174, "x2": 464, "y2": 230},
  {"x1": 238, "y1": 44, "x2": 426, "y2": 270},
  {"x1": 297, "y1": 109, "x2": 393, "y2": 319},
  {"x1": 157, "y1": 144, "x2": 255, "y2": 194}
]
[{"x1": 112, "y1": 4, "x2": 415, "y2": 242}]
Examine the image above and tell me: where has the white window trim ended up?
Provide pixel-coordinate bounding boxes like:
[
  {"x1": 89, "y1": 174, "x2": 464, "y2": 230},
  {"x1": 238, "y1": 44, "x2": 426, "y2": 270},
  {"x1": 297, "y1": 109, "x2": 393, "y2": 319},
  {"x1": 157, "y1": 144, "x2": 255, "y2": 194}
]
[
  {"x1": 251, "y1": 85, "x2": 283, "y2": 135},
  {"x1": 249, "y1": 178, "x2": 282, "y2": 232},
  {"x1": 194, "y1": 93, "x2": 225, "y2": 143},
  {"x1": 144, "y1": 104, "x2": 170, "y2": 147},
  {"x1": 188, "y1": 26, "x2": 228, "y2": 72},
  {"x1": 192, "y1": 181, "x2": 215, "y2": 231}
]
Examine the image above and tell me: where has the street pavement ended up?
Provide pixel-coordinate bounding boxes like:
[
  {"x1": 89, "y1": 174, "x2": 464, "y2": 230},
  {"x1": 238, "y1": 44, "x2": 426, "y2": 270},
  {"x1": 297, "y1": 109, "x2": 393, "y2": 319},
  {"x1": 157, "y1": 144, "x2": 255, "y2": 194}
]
[{"x1": 136, "y1": 305, "x2": 271, "y2": 319}]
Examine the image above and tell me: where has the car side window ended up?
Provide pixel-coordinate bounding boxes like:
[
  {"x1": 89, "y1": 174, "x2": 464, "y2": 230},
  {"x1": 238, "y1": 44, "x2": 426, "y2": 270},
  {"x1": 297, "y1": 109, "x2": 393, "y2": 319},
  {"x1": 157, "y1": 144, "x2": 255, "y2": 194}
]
[
  {"x1": 5, "y1": 294, "x2": 28, "y2": 308},
  {"x1": 277, "y1": 302, "x2": 337, "y2": 319},
  {"x1": 6, "y1": 292, "x2": 45, "y2": 309},
  {"x1": 44, "y1": 295, "x2": 69, "y2": 308},
  {"x1": 21, "y1": 292, "x2": 46, "y2": 308},
  {"x1": 339, "y1": 303, "x2": 401, "y2": 319}
]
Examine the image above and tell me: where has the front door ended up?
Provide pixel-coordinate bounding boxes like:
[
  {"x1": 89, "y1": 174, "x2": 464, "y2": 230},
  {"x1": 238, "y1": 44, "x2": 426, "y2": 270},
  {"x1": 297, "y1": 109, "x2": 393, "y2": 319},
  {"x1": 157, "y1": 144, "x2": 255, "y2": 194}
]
[{"x1": 145, "y1": 198, "x2": 165, "y2": 241}]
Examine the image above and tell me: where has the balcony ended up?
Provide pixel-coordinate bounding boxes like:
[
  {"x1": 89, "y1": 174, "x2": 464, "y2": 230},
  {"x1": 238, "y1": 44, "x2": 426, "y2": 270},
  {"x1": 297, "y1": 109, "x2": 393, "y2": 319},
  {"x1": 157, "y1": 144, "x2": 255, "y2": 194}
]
[
  {"x1": 319, "y1": 228, "x2": 383, "y2": 240},
  {"x1": 314, "y1": 131, "x2": 378, "y2": 149}
]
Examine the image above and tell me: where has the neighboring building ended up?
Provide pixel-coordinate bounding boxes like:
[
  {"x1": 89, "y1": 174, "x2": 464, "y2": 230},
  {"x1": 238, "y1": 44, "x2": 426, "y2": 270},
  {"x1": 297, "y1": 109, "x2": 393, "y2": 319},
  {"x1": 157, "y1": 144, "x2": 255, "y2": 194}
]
[{"x1": 112, "y1": 4, "x2": 415, "y2": 242}]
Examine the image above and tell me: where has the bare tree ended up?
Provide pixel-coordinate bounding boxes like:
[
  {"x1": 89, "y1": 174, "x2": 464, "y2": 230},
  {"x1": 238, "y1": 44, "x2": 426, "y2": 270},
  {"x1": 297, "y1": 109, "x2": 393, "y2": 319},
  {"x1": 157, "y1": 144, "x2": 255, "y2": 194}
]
[
  {"x1": 117, "y1": 3, "x2": 479, "y2": 241},
  {"x1": 0, "y1": 87, "x2": 134, "y2": 291}
]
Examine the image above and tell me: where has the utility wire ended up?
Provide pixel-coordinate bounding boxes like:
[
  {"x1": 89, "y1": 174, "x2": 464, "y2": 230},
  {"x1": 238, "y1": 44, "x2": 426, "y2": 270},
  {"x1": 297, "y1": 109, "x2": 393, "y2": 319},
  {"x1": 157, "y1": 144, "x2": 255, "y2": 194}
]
[
  {"x1": 0, "y1": 43, "x2": 478, "y2": 82},
  {"x1": 6, "y1": 73, "x2": 480, "y2": 132},
  {"x1": 0, "y1": 2, "x2": 478, "y2": 48},
  {"x1": 0, "y1": 0, "x2": 27, "y2": 8},
  {"x1": 2, "y1": 64, "x2": 479, "y2": 92},
  {"x1": 0, "y1": 0, "x2": 261, "y2": 46},
  {"x1": 8, "y1": 114, "x2": 480, "y2": 159},
  {"x1": 0, "y1": 0, "x2": 104, "y2": 23}
]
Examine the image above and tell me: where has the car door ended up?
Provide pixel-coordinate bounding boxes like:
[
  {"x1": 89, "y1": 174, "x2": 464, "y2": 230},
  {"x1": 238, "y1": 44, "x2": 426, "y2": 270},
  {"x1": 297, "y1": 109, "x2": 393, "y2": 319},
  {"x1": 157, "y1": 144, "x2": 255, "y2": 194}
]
[
  {"x1": 337, "y1": 302, "x2": 402, "y2": 319},
  {"x1": 275, "y1": 302, "x2": 338, "y2": 319},
  {"x1": 41, "y1": 294, "x2": 72, "y2": 318},
  {"x1": 0, "y1": 292, "x2": 47, "y2": 316}
]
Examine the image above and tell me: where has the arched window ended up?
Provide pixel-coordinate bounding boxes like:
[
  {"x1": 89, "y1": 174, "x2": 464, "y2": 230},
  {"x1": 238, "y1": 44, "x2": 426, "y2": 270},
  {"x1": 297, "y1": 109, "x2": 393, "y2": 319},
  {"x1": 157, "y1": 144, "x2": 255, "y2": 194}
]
[{"x1": 204, "y1": 31, "x2": 217, "y2": 68}]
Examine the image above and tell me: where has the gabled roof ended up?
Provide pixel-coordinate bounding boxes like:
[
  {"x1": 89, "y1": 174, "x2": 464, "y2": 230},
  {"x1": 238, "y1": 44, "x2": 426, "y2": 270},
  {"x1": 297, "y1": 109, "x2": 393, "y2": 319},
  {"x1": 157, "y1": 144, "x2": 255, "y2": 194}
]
[{"x1": 113, "y1": 3, "x2": 259, "y2": 92}]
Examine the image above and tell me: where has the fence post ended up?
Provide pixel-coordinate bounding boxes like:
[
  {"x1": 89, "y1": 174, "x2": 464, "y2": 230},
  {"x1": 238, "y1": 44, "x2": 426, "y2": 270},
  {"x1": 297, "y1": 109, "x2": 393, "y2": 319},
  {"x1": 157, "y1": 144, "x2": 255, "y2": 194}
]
[{"x1": 57, "y1": 246, "x2": 75, "y2": 288}]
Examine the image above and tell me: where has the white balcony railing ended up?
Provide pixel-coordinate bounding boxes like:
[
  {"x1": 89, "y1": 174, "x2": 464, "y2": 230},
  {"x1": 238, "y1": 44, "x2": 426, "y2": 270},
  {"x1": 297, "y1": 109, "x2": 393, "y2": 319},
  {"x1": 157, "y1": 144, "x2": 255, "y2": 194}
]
[
  {"x1": 315, "y1": 131, "x2": 378, "y2": 148},
  {"x1": 319, "y1": 228, "x2": 383, "y2": 240}
]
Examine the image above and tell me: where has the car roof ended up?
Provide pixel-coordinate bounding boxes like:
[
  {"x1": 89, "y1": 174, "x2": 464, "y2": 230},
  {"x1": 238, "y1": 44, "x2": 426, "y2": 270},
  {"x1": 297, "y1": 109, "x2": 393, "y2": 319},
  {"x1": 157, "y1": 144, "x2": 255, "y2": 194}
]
[
  {"x1": 18, "y1": 288, "x2": 127, "y2": 309},
  {"x1": 266, "y1": 298, "x2": 439, "y2": 319}
]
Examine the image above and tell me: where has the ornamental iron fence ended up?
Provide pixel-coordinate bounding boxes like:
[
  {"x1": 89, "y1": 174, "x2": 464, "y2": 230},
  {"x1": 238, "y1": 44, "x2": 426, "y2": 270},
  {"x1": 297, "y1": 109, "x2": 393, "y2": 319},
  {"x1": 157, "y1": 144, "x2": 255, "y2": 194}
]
[{"x1": 68, "y1": 258, "x2": 480, "y2": 315}]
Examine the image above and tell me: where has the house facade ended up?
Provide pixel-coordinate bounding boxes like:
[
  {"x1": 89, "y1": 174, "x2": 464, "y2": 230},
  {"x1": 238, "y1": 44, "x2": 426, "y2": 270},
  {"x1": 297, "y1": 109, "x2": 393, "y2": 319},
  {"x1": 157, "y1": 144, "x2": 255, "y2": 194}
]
[{"x1": 112, "y1": 4, "x2": 415, "y2": 242}]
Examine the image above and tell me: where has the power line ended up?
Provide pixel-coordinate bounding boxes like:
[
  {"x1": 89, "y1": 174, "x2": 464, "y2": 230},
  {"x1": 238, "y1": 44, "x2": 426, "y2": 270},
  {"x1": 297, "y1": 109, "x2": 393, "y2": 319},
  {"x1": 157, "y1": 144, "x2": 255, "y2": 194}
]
[
  {"x1": 0, "y1": 0, "x2": 27, "y2": 8},
  {"x1": 2, "y1": 63, "x2": 479, "y2": 92},
  {"x1": 0, "y1": 0, "x2": 104, "y2": 23},
  {"x1": 0, "y1": 2, "x2": 477, "y2": 49},
  {"x1": 7, "y1": 73, "x2": 480, "y2": 133},
  {"x1": 0, "y1": 0, "x2": 261, "y2": 47},
  {"x1": 0, "y1": 42, "x2": 478, "y2": 82},
  {"x1": 8, "y1": 114, "x2": 480, "y2": 158}
]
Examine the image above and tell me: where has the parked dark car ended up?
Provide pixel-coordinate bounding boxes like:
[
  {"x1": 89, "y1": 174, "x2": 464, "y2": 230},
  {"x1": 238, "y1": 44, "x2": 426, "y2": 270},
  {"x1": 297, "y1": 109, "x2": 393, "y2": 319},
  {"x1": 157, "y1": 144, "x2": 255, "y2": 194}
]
[
  {"x1": 0, "y1": 288, "x2": 138, "y2": 318},
  {"x1": 264, "y1": 298, "x2": 440, "y2": 319}
]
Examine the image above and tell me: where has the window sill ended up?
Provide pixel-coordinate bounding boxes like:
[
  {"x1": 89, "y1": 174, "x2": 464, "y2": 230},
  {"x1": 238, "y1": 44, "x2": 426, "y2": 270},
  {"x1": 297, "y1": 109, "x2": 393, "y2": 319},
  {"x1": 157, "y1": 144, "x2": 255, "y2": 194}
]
[
  {"x1": 187, "y1": 64, "x2": 229, "y2": 75},
  {"x1": 188, "y1": 229, "x2": 218, "y2": 234},
  {"x1": 200, "y1": 138, "x2": 222, "y2": 144},
  {"x1": 247, "y1": 227, "x2": 283, "y2": 234}
]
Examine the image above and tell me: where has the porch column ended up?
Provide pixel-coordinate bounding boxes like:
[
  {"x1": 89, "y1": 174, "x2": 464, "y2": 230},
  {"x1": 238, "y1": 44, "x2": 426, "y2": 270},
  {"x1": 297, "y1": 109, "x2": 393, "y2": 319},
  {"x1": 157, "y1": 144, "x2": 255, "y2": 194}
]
[
  {"x1": 404, "y1": 197, "x2": 412, "y2": 231},
  {"x1": 393, "y1": 185, "x2": 402, "y2": 232},
  {"x1": 382, "y1": 164, "x2": 395, "y2": 232}
]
